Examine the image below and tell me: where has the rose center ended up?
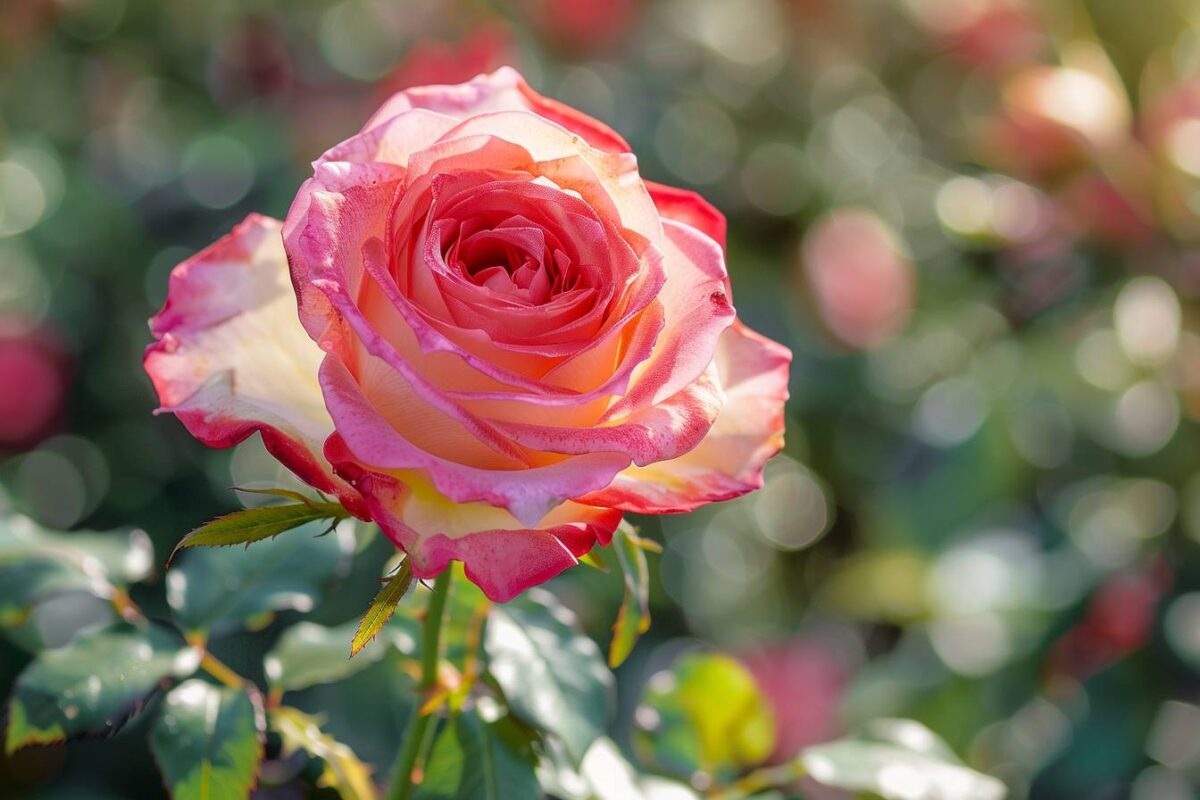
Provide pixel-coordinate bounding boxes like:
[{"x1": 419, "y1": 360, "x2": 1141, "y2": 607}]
[{"x1": 441, "y1": 218, "x2": 581, "y2": 305}]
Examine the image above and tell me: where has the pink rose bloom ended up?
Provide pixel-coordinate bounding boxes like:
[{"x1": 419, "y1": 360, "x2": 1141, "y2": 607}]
[
  {"x1": 145, "y1": 68, "x2": 791, "y2": 602},
  {"x1": 801, "y1": 208, "x2": 914, "y2": 350}
]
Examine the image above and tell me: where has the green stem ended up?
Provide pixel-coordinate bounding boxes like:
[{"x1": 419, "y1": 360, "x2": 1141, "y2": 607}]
[
  {"x1": 708, "y1": 760, "x2": 806, "y2": 800},
  {"x1": 386, "y1": 570, "x2": 452, "y2": 800}
]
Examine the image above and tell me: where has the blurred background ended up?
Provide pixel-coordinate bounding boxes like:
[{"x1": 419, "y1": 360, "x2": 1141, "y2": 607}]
[{"x1": 3, "y1": 0, "x2": 1200, "y2": 797}]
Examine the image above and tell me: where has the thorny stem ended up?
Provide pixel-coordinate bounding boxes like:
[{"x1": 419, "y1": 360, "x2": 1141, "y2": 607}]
[{"x1": 385, "y1": 570, "x2": 452, "y2": 800}]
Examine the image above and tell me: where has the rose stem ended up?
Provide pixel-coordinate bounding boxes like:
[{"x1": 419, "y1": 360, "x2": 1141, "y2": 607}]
[{"x1": 386, "y1": 569, "x2": 453, "y2": 800}]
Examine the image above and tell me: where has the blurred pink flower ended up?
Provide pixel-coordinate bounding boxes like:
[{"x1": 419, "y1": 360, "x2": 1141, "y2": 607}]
[
  {"x1": 801, "y1": 208, "x2": 915, "y2": 350},
  {"x1": 978, "y1": 64, "x2": 1130, "y2": 181},
  {"x1": 1046, "y1": 557, "x2": 1172, "y2": 682},
  {"x1": 916, "y1": 0, "x2": 1045, "y2": 72},
  {"x1": 377, "y1": 23, "x2": 515, "y2": 98},
  {"x1": 742, "y1": 638, "x2": 850, "y2": 762},
  {"x1": 1059, "y1": 167, "x2": 1156, "y2": 249},
  {"x1": 208, "y1": 16, "x2": 294, "y2": 105},
  {"x1": 508, "y1": 0, "x2": 641, "y2": 55},
  {"x1": 0, "y1": 321, "x2": 69, "y2": 451}
]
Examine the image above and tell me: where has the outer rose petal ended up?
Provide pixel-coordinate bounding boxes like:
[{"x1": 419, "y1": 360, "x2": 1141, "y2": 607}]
[
  {"x1": 319, "y1": 353, "x2": 629, "y2": 527},
  {"x1": 581, "y1": 321, "x2": 792, "y2": 513},
  {"x1": 145, "y1": 214, "x2": 362, "y2": 514},
  {"x1": 645, "y1": 180, "x2": 727, "y2": 252},
  {"x1": 327, "y1": 436, "x2": 621, "y2": 602},
  {"x1": 364, "y1": 66, "x2": 631, "y2": 154}
]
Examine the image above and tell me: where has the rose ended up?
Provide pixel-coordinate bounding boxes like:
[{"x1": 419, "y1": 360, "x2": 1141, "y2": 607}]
[{"x1": 145, "y1": 68, "x2": 791, "y2": 601}]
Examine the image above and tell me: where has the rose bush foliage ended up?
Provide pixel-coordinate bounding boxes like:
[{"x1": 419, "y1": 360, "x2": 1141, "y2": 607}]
[{"x1": 144, "y1": 68, "x2": 791, "y2": 602}]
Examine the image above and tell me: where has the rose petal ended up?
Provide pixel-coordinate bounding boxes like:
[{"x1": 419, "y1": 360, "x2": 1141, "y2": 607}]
[
  {"x1": 435, "y1": 110, "x2": 662, "y2": 244},
  {"x1": 284, "y1": 164, "x2": 405, "y2": 343},
  {"x1": 496, "y1": 358, "x2": 725, "y2": 466},
  {"x1": 646, "y1": 180, "x2": 727, "y2": 253},
  {"x1": 144, "y1": 214, "x2": 362, "y2": 514},
  {"x1": 328, "y1": 437, "x2": 622, "y2": 602},
  {"x1": 365, "y1": 66, "x2": 631, "y2": 155},
  {"x1": 581, "y1": 320, "x2": 792, "y2": 513},
  {"x1": 320, "y1": 354, "x2": 630, "y2": 526},
  {"x1": 604, "y1": 218, "x2": 735, "y2": 416},
  {"x1": 320, "y1": 107, "x2": 461, "y2": 168}
]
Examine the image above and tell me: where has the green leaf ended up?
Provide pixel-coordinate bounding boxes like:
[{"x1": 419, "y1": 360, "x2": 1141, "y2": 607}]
[
  {"x1": 0, "y1": 560, "x2": 102, "y2": 627},
  {"x1": 167, "y1": 520, "x2": 354, "y2": 635},
  {"x1": 352, "y1": 560, "x2": 414, "y2": 657},
  {"x1": 537, "y1": 737, "x2": 700, "y2": 800},
  {"x1": 172, "y1": 500, "x2": 349, "y2": 555},
  {"x1": 5, "y1": 623, "x2": 200, "y2": 753},
  {"x1": 0, "y1": 515, "x2": 155, "y2": 583},
  {"x1": 265, "y1": 620, "x2": 411, "y2": 694},
  {"x1": 608, "y1": 524, "x2": 652, "y2": 668},
  {"x1": 272, "y1": 705, "x2": 377, "y2": 800},
  {"x1": 149, "y1": 680, "x2": 263, "y2": 800},
  {"x1": 414, "y1": 710, "x2": 539, "y2": 800},
  {"x1": 0, "y1": 515, "x2": 154, "y2": 623},
  {"x1": 634, "y1": 652, "x2": 775, "y2": 780},
  {"x1": 800, "y1": 719, "x2": 1006, "y2": 800},
  {"x1": 484, "y1": 589, "x2": 612, "y2": 765}
]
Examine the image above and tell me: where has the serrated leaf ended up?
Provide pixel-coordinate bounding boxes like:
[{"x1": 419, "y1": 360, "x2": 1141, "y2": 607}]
[
  {"x1": 265, "y1": 620, "x2": 411, "y2": 693},
  {"x1": 634, "y1": 652, "x2": 775, "y2": 780},
  {"x1": 801, "y1": 719, "x2": 1006, "y2": 800},
  {"x1": 352, "y1": 561, "x2": 414, "y2": 658},
  {"x1": 272, "y1": 706, "x2": 377, "y2": 800},
  {"x1": 485, "y1": 589, "x2": 612, "y2": 765},
  {"x1": 414, "y1": 710, "x2": 539, "y2": 800},
  {"x1": 609, "y1": 525, "x2": 652, "y2": 668},
  {"x1": 150, "y1": 680, "x2": 263, "y2": 800},
  {"x1": 5, "y1": 623, "x2": 200, "y2": 754},
  {"x1": 173, "y1": 501, "x2": 348, "y2": 555},
  {"x1": 167, "y1": 520, "x2": 353, "y2": 635}
]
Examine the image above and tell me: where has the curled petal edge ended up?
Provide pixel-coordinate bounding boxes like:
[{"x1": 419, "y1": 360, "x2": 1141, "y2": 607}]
[
  {"x1": 328, "y1": 437, "x2": 621, "y2": 602},
  {"x1": 144, "y1": 213, "x2": 366, "y2": 517},
  {"x1": 581, "y1": 320, "x2": 792, "y2": 514}
]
